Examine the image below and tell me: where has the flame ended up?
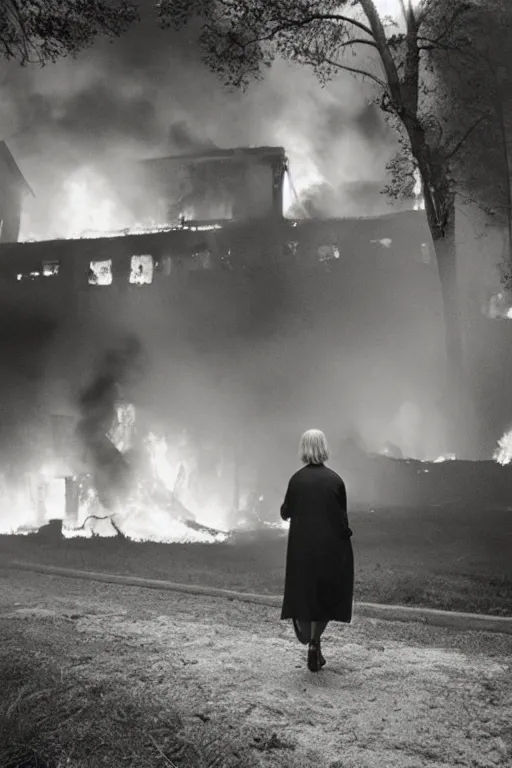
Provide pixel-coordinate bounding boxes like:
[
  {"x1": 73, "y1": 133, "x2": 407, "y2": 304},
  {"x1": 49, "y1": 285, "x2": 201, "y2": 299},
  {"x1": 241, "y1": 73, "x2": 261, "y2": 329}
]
[
  {"x1": 494, "y1": 428, "x2": 512, "y2": 465},
  {"x1": 19, "y1": 166, "x2": 225, "y2": 242},
  {"x1": 142, "y1": 431, "x2": 232, "y2": 532},
  {"x1": 0, "y1": 401, "x2": 237, "y2": 541},
  {"x1": 432, "y1": 453, "x2": 456, "y2": 463},
  {"x1": 413, "y1": 168, "x2": 425, "y2": 211}
]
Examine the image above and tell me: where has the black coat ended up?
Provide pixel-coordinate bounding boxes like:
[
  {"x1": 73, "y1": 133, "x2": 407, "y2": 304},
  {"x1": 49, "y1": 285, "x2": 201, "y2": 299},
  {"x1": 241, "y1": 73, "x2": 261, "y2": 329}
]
[{"x1": 280, "y1": 463, "x2": 354, "y2": 622}]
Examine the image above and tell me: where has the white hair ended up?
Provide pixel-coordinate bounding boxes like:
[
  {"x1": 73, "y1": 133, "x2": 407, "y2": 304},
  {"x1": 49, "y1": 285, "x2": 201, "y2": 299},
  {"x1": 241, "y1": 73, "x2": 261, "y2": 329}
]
[{"x1": 299, "y1": 429, "x2": 329, "y2": 465}]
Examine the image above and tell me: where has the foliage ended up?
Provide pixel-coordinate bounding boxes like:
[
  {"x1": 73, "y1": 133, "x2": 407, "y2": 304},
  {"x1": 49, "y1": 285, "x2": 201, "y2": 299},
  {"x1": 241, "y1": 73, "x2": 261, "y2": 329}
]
[
  {"x1": 430, "y1": 1, "x2": 512, "y2": 220},
  {"x1": 0, "y1": 0, "x2": 139, "y2": 65},
  {"x1": 157, "y1": 0, "x2": 505, "y2": 394},
  {"x1": 157, "y1": 0, "x2": 482, "y2": 231}
]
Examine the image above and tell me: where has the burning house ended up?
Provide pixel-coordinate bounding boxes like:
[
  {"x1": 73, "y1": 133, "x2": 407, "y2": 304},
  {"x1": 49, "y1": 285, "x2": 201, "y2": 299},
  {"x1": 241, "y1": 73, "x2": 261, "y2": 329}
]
[{"x1": 1, "y1": 144, "x2": 512, "y2": 540}]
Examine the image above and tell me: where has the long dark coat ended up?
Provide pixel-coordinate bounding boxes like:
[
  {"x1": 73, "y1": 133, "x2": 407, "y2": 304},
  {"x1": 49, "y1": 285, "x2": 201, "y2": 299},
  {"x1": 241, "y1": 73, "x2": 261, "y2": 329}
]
[{"x1": 280, "y1": 463, "x2": 354, "y2": 622}]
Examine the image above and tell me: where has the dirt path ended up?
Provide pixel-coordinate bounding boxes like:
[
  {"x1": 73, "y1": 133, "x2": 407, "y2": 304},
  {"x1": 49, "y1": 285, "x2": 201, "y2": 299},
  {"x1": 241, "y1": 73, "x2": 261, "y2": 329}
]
[{"x1": 1, "y1": 568, "x2": 511, "y2": 768}]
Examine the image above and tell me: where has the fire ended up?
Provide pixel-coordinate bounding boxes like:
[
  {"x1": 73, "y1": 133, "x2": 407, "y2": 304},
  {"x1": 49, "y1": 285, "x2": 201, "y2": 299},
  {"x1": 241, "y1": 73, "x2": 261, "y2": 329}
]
[
  {"x1": 494, "y1": 428, "x2": 512, "y2": 465},
  {"x1": 58, "y1": 168, "x2": 136, "y2": 239},
  {"x1": 0, "y1": 401, "x2": 237, "y2": 542},
  {"x1": 413, "y1": 168, "x2": 425, "y2": 211},
  {"x1": 19, "y1": 166, "x2": 225, "y2": 242},
  {"x1": 433, "y1": 453, "x2": 456, "y2": 463},
  {"x1": 280, "y1": 135, "x2": 324, "y2": 215}
]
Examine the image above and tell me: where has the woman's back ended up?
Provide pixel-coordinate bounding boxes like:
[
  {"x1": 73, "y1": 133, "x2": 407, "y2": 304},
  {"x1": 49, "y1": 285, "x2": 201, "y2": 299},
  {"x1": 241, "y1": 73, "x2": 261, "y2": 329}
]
[
  {"x1": 282, "y1": 464, "x2": 352, "y2": 542},
  {"x1": 280, "y1": 429, "x2": 355, "y2": 670}
]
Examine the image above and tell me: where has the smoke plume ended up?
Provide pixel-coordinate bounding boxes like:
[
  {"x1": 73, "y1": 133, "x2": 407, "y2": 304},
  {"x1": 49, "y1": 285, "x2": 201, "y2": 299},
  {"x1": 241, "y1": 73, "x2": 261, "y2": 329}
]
[{"x1": 0, "y1": 3, "x2": 403, "y2": 238}]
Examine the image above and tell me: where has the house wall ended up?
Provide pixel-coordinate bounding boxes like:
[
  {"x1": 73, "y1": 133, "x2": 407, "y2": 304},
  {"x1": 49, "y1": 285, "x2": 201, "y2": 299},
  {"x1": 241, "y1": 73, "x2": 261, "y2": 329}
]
[
  {"x1": 0, "y1": 212, "x2": 452, "y2": 462},
  {"x1": 4, "y1": 208, "x2": 512, "y2": 461},
  {"x1": 138, "y1": 149, "x2": 285, "y2": 225}
]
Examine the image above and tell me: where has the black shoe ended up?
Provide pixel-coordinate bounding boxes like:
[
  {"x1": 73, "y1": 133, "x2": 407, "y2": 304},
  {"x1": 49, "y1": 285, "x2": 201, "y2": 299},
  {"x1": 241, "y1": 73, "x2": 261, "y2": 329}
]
[
  {"x1": 319, "y1": 649, "x2": 326, "y2": 668},
  {"x1": 307, "y1": 640, "x2": 321, "y2": 672}
]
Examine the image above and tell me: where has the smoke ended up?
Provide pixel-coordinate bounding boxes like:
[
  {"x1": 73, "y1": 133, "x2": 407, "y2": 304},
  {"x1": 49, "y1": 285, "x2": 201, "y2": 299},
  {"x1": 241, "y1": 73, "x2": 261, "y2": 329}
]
[
  {"x1": 0, "y1": 2, "x2": 464, "y2": 536},
  {"x1": 75, "y1": 334, "x2": 144, "y2": 510},
  {"x1": 0, "y1": 2, "x2": 403, "y2": 238}
]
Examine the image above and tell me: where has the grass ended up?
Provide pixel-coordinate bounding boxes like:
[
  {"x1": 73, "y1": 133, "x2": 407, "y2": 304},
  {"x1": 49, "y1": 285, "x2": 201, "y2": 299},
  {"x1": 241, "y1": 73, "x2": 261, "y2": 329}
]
[
  {"x1": 0, "y1": 639, "x2": 189, "y2": 768},
  {"x1": 0, "y1": 616, "x2": 292, "y2": 768},
  {"x1": 0, "y1": 621, "x2": 260, "y2": 768},
  {"x1": 1, "y1": 503, "x2": 511, "y2": 616}
]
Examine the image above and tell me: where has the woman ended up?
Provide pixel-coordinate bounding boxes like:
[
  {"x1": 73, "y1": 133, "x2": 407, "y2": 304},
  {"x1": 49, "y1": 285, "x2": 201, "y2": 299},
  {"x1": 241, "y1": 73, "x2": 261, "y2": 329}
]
[{"x1": 280, "y1": 429, "x2": 354, "y2": 672}]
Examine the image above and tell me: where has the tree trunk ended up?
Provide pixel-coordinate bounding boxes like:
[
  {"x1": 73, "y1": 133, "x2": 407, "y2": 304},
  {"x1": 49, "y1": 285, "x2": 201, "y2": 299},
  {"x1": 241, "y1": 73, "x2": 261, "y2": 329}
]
[
  {"x1": 430, "y1": 211, "x2": 464, "y2": 386},
  {"x1": 429, "y1": 208, "x2": 475, "y2": 452}
]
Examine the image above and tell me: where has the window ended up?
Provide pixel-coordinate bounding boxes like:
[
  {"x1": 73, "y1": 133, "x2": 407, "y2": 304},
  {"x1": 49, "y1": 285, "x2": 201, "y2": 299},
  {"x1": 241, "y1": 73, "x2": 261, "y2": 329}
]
[
  {"x1": 17, "y1": 260, "x2": 60, "y2": 281},
  {"x1": 16, "y1": 270, "x2": 41, "y2": 281},
  {"x1": 317, "y1": 244, "x2": 340, "y2": 262},
  {"x1": 88, "y1": 259, "x2": 113, "y2": 286},
  {"x1": 42, "y1": 260, "x2": 60, "y2": 277},
  {"x1": 130, "y1": 255, "x2": 154, "y2": 285}
]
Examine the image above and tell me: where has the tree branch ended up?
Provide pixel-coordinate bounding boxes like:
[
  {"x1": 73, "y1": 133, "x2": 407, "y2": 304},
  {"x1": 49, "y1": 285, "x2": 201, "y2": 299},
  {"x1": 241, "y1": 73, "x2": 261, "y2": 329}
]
[
  {"x1": 446, "y1": 111, "x2": 490, "y2": 160},
  {"x1": 358, "y1": 0, "x2": 402, "y2": 103},
  {"x1": 323, "y1": 57, "x2": 388, "y2": 91},
  {"x1": 271, "y1": 12, "x2": 376, "y2": 39}
]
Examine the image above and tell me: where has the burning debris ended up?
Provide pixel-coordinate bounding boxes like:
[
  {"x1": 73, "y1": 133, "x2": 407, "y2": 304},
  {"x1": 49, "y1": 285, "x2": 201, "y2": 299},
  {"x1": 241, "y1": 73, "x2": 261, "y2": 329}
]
[
  {"x1": 0, "y1": 329, "x2": 252, "y2": 543},
  {"x1": 76, "y1": 335, "x2": 143, "y2": 514}
]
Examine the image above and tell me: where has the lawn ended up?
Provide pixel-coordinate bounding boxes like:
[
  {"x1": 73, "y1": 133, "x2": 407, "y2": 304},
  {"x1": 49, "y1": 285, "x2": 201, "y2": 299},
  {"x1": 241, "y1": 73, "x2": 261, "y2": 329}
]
[
  {"x1": 0, "y1": 503, "x2": 511, "y2": 616},
  {"x1": 0, "y1": 633, "x2": 187, "y2": 768}
]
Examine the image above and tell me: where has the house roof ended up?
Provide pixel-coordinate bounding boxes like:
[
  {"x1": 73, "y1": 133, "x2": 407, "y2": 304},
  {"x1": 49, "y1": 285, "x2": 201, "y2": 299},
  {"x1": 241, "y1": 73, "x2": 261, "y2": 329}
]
[
  {"x1": 140, "y1": 146, "x2": 287, "y2": 168},
  {"x1": 0, "y1": 141, "x2": 34, "y2": 197}
]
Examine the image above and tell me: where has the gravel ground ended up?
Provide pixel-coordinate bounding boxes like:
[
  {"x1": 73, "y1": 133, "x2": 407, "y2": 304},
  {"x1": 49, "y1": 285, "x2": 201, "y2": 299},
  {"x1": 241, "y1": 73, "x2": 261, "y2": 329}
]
[{"x1": 1, "y1": 568, "x2": 511, "y2": 768}]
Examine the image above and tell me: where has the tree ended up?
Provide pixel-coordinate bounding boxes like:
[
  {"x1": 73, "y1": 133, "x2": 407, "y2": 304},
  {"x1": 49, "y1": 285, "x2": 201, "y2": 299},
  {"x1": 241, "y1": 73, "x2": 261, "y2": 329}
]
[
  {"x1": 157, "y1": 0, "x2": 494, "y2": 420},
  {"x1": 0, "y1": 0, "x2": 139, "y2": 65},
  {"x1": 436, "y1": 2, "x2": 512, "y2": 282}
]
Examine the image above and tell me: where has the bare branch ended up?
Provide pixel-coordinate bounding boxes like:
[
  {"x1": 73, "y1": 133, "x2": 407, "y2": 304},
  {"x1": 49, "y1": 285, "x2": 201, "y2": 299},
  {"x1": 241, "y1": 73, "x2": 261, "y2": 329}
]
[
  {"x1": 323, "y1": 57, "x2": 389, "y2": 91},
  {"x1": 446, "y1": 111, "x2": 490, "y2": 160}
]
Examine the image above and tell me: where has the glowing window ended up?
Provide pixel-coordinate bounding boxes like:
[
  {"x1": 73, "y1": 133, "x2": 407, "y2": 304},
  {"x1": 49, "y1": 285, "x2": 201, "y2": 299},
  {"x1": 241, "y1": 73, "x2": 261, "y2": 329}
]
[
  {"x1": 16, "y1": 269, "x2": 41, "y2": 281},
  {"x1": 130, "y1": 254, "x2": 154, "y2": 285},
  {"x1": 42, "y1": 260, "x2": 60, "y2": 277},
  {"x1": 88, "y1": 260, "x2": 113, "y2": 286},
  {"x1": 317, "y1": 244, "x2": 340, "y2": 262}
]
